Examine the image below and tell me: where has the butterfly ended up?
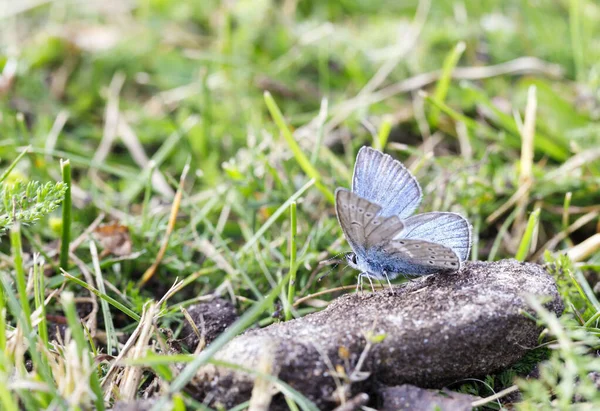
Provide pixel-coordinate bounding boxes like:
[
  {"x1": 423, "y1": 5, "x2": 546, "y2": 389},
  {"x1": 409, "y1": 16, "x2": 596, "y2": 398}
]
[{"x1": 335, "y1": 146, "x2": 472, "y2": 292}]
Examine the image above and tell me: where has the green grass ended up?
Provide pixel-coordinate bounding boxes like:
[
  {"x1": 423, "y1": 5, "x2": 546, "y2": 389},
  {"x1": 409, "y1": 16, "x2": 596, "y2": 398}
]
[{"x1": 1, "y1": 0, "x2": 600, "y2": 409}]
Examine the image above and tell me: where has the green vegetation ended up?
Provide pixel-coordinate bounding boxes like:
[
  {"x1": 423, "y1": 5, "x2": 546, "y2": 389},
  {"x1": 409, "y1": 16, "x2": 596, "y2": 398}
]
[{"x1": 0, "y1": 0, "x2": 599, "y2": 409}]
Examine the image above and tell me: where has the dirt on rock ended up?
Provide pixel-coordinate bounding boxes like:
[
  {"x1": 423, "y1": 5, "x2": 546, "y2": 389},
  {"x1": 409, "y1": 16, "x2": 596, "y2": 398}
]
[
  {"x1": 188, "y1": 259, "x2": 563, "y2": 410},
  {"x1": 181, "y1": 297, "x2": 238, "y2": 351}
]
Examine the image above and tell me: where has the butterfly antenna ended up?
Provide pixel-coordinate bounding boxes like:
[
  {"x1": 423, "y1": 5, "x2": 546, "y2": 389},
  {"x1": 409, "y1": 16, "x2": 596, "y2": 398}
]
[
  {"x1": 318, "y1": 251, "x2": 346, "y2": 266},
  {"x1": 317, "y1": 261, "x2": 340, "y2": 282},
  {"x1": 317, "y1": 257, "x2": 356, "y2": 282}
]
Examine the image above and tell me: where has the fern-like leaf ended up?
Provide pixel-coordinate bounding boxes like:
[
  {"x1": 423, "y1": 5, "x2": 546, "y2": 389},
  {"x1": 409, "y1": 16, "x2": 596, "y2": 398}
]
[{"x1": 0, "y1": 181, "x2": 67, "y2": 233}]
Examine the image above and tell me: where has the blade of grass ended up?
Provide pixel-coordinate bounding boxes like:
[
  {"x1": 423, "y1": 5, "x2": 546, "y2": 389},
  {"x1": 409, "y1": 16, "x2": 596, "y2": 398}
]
[
  {"x1": 229, "y1": 401, "x2": 251, "y2": 411},
  {"x1": 515, "y1": 85, "x2": 537, "y2": 230},
  {"x1": 90, "y1": 240, "x2": 117, "y2": 354},
  {"x1": 515, "y1": 208, "x2": 540, "y2": 261},
  {"x1": 61, "y1": 291, "x2": 105, "y2": 411},
  {"x1": 0, "y1": 377, "x2": 19, "y2": 410},
  {"x1": 140, "y1": 161, "x2": 156, "y2": 234},
  {"x1": 374, "y1": 117, "x2": 392, "y2": 151},
  {"x1": 310, "y1": 98, "x2": 328, "y2": 164},
  {"x1": 237, "y1": 178, "x2": 314, "y2": 257},
  {"x1": 0, "y1": 145, "x2": 31, "y2": 183},
  {"x1": 27, "y1": 146, "x2": 136, "y2": 178},
  {"x1": 583, "y1": 310, "x2": 600, "y2": 328},
  {"x1": 10, "y1": 222, "x2": 31, "y2": 330},
  {"x1": 139, "y1": 161, "x2": 190, "y2": 286},
  {"x1": 16, "y1": 113, "x2": 31, "y2": 142},
  {"x1": 33, "y1": 256, "x2": 48, "y2": 347},
  {"x1": 0, "y1": 281, "x2": 5, "y2": 356},
  {"x1": 61, "y1": 270, "x2": 141, "y2": 321},
  {"x1": 61, "y1": 291, "x2": 87, "y2": 356},
  {"x1": 264, "y1": 92, "x2": 334, "y2": 204},
  {"x1": 562, "y1": 192, "x2": 572, "y2": 231},
  {"x1": 285, "y1": 202, "x2": 297, "y2": 321},
  {"x1": 569, "y1": 0, "x2": 585, "y2": 82},
  {"x1": 59, "y1": 159, "x2": 72, "y2": 271},
  {"x1": 573, "y1": 269, "x2": 600, "y2": 312},
  {"x1": 429, "y1": 41, "x2": 466, "y2": 127}
]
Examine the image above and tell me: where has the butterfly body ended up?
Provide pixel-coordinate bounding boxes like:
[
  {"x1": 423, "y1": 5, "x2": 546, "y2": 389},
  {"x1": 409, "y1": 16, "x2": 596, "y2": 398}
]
[
  {"x1": 345, "y1": 240, "x2": 460, "y2": 281},
  {"x1": 335, "y1": 147, "x2": 472, "y2": 289}
]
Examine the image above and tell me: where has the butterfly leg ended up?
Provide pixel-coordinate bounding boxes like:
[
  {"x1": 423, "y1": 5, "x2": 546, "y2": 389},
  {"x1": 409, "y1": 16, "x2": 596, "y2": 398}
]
[
  {"x1": 366, "y1": 275, "x2": 375, "y2": 292},
  {"x1": 356, "y1": 273, "x2": 364, "y2": 293},
  {"x1": 383, "y1": 270, "x2": 395, "y2": 295}
]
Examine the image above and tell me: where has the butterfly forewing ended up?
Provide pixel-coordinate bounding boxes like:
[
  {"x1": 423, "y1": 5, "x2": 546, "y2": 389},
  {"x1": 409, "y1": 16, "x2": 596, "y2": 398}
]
[
  {"x1": 352, "y1": 147, "x2": 422, "y2": 219},
  {"x1": 335, "y1": 188, "x2": 404, "y2": 257},
  {"x1": 368, "y1": 238, "x2": 461, "y2": 276},
  {"x1": 399, "y1": 212, "x2": 472, "y2": 261}
]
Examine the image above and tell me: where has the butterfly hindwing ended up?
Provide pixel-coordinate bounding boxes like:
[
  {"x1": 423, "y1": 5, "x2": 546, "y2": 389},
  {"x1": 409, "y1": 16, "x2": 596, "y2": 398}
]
[
  {"x1": 352, "y1": 147, "x2": 422, "y2": 219},
  {"x1": 398, "y1": 212, "x2": 472, "y2": 261},
  {"x1": 335, "y1": 188, "x2": 405, "y2": 257},
  {"x1": 367, "y1": 238, "x2": 460, "y2": 276}
]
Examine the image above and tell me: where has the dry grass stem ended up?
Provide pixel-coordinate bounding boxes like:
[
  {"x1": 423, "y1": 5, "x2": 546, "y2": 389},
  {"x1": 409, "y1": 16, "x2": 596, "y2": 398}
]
[{"x1": 139, "y1": 163, "x2": 190, "y2": 286}]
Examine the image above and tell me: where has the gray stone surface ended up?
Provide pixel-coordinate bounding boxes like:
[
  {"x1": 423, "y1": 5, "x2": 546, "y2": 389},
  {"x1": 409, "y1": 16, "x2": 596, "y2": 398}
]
[
  {"x1": 379, "y1": 384, "x2": 477, "y2": 411},
  {"x1": 189, "y1": 259, "x2": 563, "y2": 410},
  {"x1": 181, "y1": 297, "x2": 238, "y2": 350}
]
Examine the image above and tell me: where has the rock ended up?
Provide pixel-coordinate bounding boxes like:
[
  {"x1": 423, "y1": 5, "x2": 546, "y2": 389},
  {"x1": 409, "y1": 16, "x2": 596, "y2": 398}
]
[
  {"x1": 378, "y1": 384, "x2": 477, "y2": 411},
  {"x1": 189, "y1": 259, "x2": 563, "y2": 410},
  {"x1": 181, "y1": 297, "x2": 238, "y2": 351}
]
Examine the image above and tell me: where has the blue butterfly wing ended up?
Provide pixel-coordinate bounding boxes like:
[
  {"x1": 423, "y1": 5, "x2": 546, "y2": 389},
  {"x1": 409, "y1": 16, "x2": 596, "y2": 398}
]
[
  {"x1": 335, "y1": 188, "x2": 405, "y2": 259},
  {"x1": 366, "y1": 238, "x2": 460, "y2": 277},
  {"x1": 398, "y1": 212, "x2": 472, "y2": 261},
  {"x1": 352, "y1": 147, "x2": 422, "y2": 219}
]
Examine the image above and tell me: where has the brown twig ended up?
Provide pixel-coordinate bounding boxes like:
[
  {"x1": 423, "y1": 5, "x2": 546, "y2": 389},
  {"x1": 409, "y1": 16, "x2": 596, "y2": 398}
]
[{"x1": 139, "y1": 162, "x2": 190, "y2": 286}]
